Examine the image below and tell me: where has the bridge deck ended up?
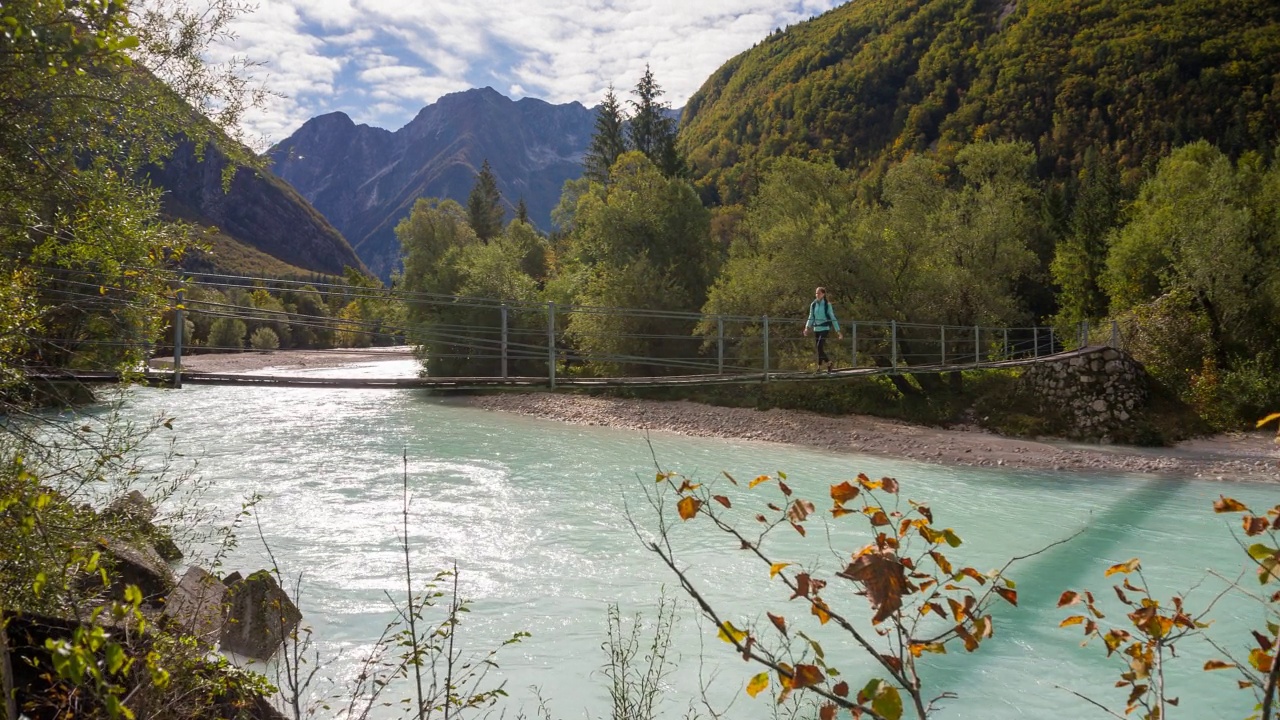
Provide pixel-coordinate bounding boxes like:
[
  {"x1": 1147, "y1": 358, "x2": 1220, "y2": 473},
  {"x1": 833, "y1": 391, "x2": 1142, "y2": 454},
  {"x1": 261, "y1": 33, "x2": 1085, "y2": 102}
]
[{"x1": 30, "y1": 349, "x2": 1093, "y2": 391}]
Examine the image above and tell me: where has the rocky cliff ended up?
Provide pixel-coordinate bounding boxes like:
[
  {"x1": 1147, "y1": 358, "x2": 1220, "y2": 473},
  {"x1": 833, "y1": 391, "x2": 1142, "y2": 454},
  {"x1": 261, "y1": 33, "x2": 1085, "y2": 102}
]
[
  {"x1": 145, "y1": 139, "x2": 367, "y2": 277},
  {"x1": 267, "y1": 87, "x2": 597, "y2": 279}
]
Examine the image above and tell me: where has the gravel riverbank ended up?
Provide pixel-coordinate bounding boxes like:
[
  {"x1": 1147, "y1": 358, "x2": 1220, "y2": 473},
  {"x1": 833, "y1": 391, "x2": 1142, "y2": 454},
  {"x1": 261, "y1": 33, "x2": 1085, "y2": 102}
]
[{"x1": 463, "y1": 393, "x2": 1280, "y2": 482}]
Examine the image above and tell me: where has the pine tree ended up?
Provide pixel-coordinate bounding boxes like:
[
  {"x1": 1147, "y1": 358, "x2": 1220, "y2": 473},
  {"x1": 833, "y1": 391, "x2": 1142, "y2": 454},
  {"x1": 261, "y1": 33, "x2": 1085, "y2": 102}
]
[
  {"x1": 1051, "y1": 148, "x2": 1121, "y2": 326},
  {"x1": 515, "y1": 197, "x2": 530, "y2": 225},
  {"x1": 584, "y1": 84, "x2": 628, "y2": 184},
  {"x1": 466, "y1": 159, "x2": 505, "y2": 242},
  {"x1": 628, "y1": 66, "x2": 683, "y2": 177}
]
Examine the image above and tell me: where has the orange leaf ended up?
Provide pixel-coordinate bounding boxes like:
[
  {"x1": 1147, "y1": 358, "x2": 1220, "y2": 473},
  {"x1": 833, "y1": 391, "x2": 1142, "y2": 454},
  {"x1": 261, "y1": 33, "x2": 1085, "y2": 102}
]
[
  {"x1": 995, "y1": 587, "x2": 1018, "y2": 606},
  {"x1": 857, "y1": 473, "x2": 881, "y2": 490},
  {"x1": 832, "y1": 507, "x2": 857, "y2": 518},
  {"x1": 830, "y1": 481, "x2": 860, "y2": 505},
  {"x1": 1244, "y1": 516, "x2": 1270, "y2": 536},
  {"x1": 840, "y1": 552, "x2": 907, "y2": 625},
  {"x1": 713, "y1": 495, "x2": 732, "y2": 508},
  {"x1": 1058, "y1": 590, "x2": 1081, "y2": 607},
  {"x1": 767, "y1": 612, "x2": 787, "y2": 635},
  {"x1": 833, "y1": 681, "x2": 850, "y2": 697},
  {"x1": 881, "y1": 477, "x2": 899, "y2": 494},
  {"x1": 1061, "y1": 615, "x2": 1085, "y2": 628},
  {"x1": 770, "y1": 563, "x2": 791, "y2": 578},
  {"x1": 677, "y1": 496, "x2": 702, "y2": 521},
  {"x1": 789, "y1": 664, "x2": 823, "y2": 689},
  {"x1": 1204, "y1": 660, "x2": 1234, "y2": 671},
  {"x1": 1215, "y1": 496, "x2": 1248, "y2": 513},
  {"x1": 956, "y1": 625, "x2": 979, "y2": 652},
  {"x1": 749, "y1": 475, "x2": 772, "y2": 489},
  {"x1": 779, "y1": 481, "x2": 792, "y2": 497},
  {"x1": 868, "y1": 510, "x2": 890, "y2": 526},
  {"x1": 930, "y1": 551, "x2": 953, "y2": 576},
  {"x1": 811, "y1": 598, "x2": 831, "y2": 625},
  {"x1": 1104, "y1": 558, "x2": 1141, "y2": 577},
  {"x1": 819, "y1": 704, "x2": 836, "y2": 720}
]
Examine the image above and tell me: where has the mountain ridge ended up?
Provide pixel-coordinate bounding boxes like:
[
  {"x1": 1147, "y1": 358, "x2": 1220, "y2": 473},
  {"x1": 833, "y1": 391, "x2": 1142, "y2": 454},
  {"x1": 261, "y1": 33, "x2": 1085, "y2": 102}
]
[{"x1": 268, "y1": 87, "x2": 597, "y2": 278}]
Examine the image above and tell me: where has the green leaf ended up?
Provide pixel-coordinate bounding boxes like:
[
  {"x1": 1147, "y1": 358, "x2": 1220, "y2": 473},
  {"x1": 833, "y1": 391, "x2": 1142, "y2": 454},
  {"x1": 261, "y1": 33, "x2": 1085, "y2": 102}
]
[
  {"x1": 1249, "y1": 544, "x2": 1278, "y2": 561},
  {"x1": 872, "y1": 683, "x2": 903, "y2": 720}
]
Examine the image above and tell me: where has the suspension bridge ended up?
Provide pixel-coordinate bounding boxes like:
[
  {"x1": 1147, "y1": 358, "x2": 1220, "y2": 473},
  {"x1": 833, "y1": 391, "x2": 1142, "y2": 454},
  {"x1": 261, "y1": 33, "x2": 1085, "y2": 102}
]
[{"x1": 25, "y1": 268, "x2": 1111, "y2": 391}]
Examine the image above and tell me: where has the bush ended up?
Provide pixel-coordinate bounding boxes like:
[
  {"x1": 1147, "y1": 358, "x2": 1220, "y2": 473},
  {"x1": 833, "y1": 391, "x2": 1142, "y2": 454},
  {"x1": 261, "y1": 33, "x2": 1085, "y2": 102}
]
[
  {"x1": 207, "y1": 318, "x2": 247, "y2": 351},
  {"x1": 249, "y1": 327, "x2": 280, "y2": 351}
]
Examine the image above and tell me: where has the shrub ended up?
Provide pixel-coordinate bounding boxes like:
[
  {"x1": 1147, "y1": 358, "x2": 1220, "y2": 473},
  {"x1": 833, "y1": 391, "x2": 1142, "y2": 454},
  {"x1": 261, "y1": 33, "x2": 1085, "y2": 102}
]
[
  {"x1": 249, "y1": 327, "x2": 280, "y2": 351},
  {"x1": 207, "y1": 318, "x2": 247, "y2": 351}
]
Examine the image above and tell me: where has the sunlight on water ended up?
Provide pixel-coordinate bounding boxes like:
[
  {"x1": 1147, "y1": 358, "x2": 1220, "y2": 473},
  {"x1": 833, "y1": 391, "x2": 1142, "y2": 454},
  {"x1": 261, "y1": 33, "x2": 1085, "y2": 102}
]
[{"x1": 111, "y1": 360, "x2": 1272, "y2": 719}]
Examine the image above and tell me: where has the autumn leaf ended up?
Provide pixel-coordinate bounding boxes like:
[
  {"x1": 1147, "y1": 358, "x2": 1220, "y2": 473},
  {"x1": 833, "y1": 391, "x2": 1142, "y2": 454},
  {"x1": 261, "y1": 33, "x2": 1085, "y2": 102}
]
[
  {"x1": 881, "y1": 477, "x2": 899, "y2": 494},
  {"x1": 791, "y1": 573, "x2": 812, "y2": 600},
  {"x1": 713, "y1": 495, "x2": 732, "y2": 508},
  {"x1": 830, "y1": 481, "x2": 860, "y2": 505},
  {"x1": 1250, "y1": 648, "x2": 1274, "y2": 673},
  {"x1": 1257, "y1": 413, "x2": 1280, "y2": 429},
  {"x1": 677, "y1": 496, "x2": 702, "y2": 521},
  {"x1": 1204, "y1": 660, "x2": 1234, "y2": 671},
  {"x1": 839, "y1": 551, "x2": 906, "y2": 625},
  {"x1": 1061, "y1": 615, "x2": 1085, "y2": 628},
  {"x1": 767, "y1": 612, "x2": 787, "y2": 636},
  {"x1": 1104, "y1": 558, "x2": 1141, "y2": 577},
  {"x1": 929, "y1": 551, "x2": 953, "y2": 575},
  {"x1": 789, "y1": 664, "x2": 823, "y2": 689},
  {"x1": 811, "y1": 598, "x2": 831, "y2": 625},
  {"x1": 717, "y1": 621, "x2": 747, "y2": 645},
  {"x1": 770, "y1": 563, "x2": 791, "y2": 578},
  {"x1": 956, "y1": 625, "x2": 979, "y2": 652},
  {"x1": 833, "y1": 681, "x2": 850, "y2": 697},
  {"x1": 995, "y1": 587, "x2": 1018, "y2": 606},
  {"x1": 856, "y1": 473, "x2": 880, "y2": 490},
  {"x1": 941, "y1": 529, "x2": 963, "y2": 547},
  {"x1": 787, "y1": 499, "x2": 815, "y2": 523},
  {"x1": 819, "y1": 704, "x2": 837, "y2": 720},
  {"x1": 1215, "y1": 496, "x2": 1249, "y2": 513},
  {"x1": 791, "y1": 522, "x2": 807, "y2": 537},
  {"x1": 749, "y1": 474, "x2": 772, "y2": 489},
  {"x1": 722, "y1": 471, "x2": 738, "y2": 485},
  {"x1": 779, "y1": 481, "x2": 792, "y2": 497},
  {"x1": 908, "y1": 642, "x2": 946, "y2": 656},
  {"x1": 1244, "y1": 516, "x2": 1271, "y2": 536},
  {"x1": 869, "y1": 510, "x2": 890, "y2": 526},
  {"x1": 832, "y1": 507, "x2": 857, "y2": 518},
  {"x1": 676, "y1": 479, "x2": 702, "y2": 493},
  {"x1": 746, "y1": 672, "x2": 770, "y2": 698}
]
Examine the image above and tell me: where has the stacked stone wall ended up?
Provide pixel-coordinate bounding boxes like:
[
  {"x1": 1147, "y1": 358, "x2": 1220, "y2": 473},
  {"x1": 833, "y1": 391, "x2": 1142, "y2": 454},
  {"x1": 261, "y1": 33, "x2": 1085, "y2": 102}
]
[{"x1": 1018, "y1": 346, "x2": 1150, "y2": 442}]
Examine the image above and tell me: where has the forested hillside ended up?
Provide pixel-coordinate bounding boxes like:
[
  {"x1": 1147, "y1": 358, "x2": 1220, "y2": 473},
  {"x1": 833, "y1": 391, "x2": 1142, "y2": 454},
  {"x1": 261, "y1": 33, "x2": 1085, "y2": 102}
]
[{"x1": 680, "y1": 0, "x2": 1280, "y2": 204}]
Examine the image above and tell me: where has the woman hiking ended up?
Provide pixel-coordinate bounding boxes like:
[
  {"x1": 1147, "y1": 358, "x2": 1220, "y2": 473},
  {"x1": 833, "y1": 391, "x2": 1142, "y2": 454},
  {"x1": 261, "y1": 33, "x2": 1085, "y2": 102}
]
[{"x1": 803, "y1": 286, "x2": 842, "y2": 372}]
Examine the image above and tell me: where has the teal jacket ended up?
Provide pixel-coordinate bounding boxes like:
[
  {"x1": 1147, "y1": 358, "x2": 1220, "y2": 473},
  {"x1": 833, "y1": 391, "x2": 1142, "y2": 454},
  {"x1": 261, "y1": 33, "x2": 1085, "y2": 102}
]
[{"x1": 806, "y1": 298, "x2": 840, "y2": 333}]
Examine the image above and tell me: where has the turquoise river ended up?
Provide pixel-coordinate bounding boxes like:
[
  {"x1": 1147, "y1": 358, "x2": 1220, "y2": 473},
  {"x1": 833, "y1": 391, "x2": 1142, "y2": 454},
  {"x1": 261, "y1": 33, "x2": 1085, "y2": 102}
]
[{"x1": 107, "y1": 360, "x2": 1273, "y2": 719}]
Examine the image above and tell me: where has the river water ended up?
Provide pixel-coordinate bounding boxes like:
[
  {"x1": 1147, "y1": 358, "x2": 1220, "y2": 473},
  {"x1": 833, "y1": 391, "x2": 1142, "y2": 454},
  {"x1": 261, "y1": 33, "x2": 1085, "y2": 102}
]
[{"x1": 112, "y1": 360, "x2": 1268, "y2": 719}]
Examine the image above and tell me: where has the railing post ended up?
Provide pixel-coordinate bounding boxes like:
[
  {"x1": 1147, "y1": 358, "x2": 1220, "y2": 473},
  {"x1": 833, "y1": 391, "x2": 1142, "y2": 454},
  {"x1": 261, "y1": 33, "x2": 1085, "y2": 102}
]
[
  {"x1": 974, "y1": 325, "x2": 980, "y2": 366},
  {"x1": 547, "y1": 301, "x2": 556, "y2": 389},
  {"x1": 172, "y1": 289, "x2": 184, "y2": 389},
  {"x1": 940, "y1": 325, "x2": 946, "y2": 367},
  {"x1": 1003, "y1": 328, "x2": 1009, "y2": 360},
  {"x1": 1034, "y1": 326, "x2": 1040, "y2": 359},
  {"x1": 716, "y1": 315, "x2": 724, "y2": 375},
  {"x1": 500, "y1": 304, "x2": 509, "y2": 379},
  {"x1": 890, "y1": 320, "x2": 897, "y2": 370},
  {"x1": 1049, "y1": 326, "x2": 1056, "y2": 354},
  {"x1": 1081, "y1": 319, "x2": 1090, "y2": 349},
  {"x1": 761, "y1": 315, "x2": 770, "y2": 381},
  {"x1": 850, "y1": 321, "x2": 857, "y2": 368},
  {"x1": 1110, "y1": 319, "x2": 1119, "y2": 349}
]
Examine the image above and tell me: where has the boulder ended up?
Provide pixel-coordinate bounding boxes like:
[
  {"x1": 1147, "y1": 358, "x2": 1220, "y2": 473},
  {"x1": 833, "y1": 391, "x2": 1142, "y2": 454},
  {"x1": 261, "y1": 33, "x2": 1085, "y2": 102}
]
[
  {"x1": 105, "y1": 490, "x2": 155, "y2": 524},
  {"x1": 219, "y1": 571, "x2": 301, "y2": 660},
  {"x1": 163, "y1": 566, "x2": 227, "y2": 644},
  {"x1": 95, "y1": 537, "x2": 175, "y2": 604},
  {"x1": 104, "y1": 490, "x2": 184, "y2": 563}
]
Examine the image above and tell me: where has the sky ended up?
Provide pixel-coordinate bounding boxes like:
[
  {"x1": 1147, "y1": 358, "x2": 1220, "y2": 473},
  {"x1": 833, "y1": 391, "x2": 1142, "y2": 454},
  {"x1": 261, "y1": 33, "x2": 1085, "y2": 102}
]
[{"x1": 205, "y1": 0, "x2": 843, "y2": 145}]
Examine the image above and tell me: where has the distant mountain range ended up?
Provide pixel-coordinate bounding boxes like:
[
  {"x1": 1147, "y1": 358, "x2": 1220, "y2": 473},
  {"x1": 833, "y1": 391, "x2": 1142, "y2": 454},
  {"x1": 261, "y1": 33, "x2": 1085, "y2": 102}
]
[{"x1": 267, "y1": 87, "x2": 599, "y2": 279}]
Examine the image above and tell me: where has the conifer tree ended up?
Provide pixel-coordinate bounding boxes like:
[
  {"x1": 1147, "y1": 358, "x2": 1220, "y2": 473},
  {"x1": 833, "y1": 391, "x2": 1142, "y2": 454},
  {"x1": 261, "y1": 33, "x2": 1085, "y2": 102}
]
[
  {"x1": 585, "y1": 84, "x2": 628, "y2": 184},
  {"x1": 515, "y1": 197, "x2": 531, "y2": 225},
  {"x1": 466, "y1": 159, "x2": 505, "y2": 242},
  {"x1": 628, "y1": 66, "x2": 684, "y2": 177}
]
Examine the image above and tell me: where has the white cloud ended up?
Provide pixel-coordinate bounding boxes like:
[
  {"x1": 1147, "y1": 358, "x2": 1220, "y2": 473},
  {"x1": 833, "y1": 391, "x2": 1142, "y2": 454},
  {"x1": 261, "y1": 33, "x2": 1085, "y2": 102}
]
[{"x1": 198, "y1": 0, "x2": 843, "y2": 141}]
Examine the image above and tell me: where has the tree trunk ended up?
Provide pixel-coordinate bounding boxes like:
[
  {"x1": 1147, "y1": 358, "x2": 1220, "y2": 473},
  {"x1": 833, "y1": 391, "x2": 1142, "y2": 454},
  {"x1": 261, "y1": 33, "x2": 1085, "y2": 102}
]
[
  {"x1": 947, "y1": 370, "x2": 964, "y2": 393},
  {"x1": 1, "y1": 612, "x2": 16, "y2": 720}
]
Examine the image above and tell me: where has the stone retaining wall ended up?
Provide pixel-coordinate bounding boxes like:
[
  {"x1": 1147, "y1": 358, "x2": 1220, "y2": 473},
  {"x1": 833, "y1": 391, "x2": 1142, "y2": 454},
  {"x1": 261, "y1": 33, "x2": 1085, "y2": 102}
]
[{"x1": 1018, "y1": 346, "x2": 1150, "y2": 442}]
